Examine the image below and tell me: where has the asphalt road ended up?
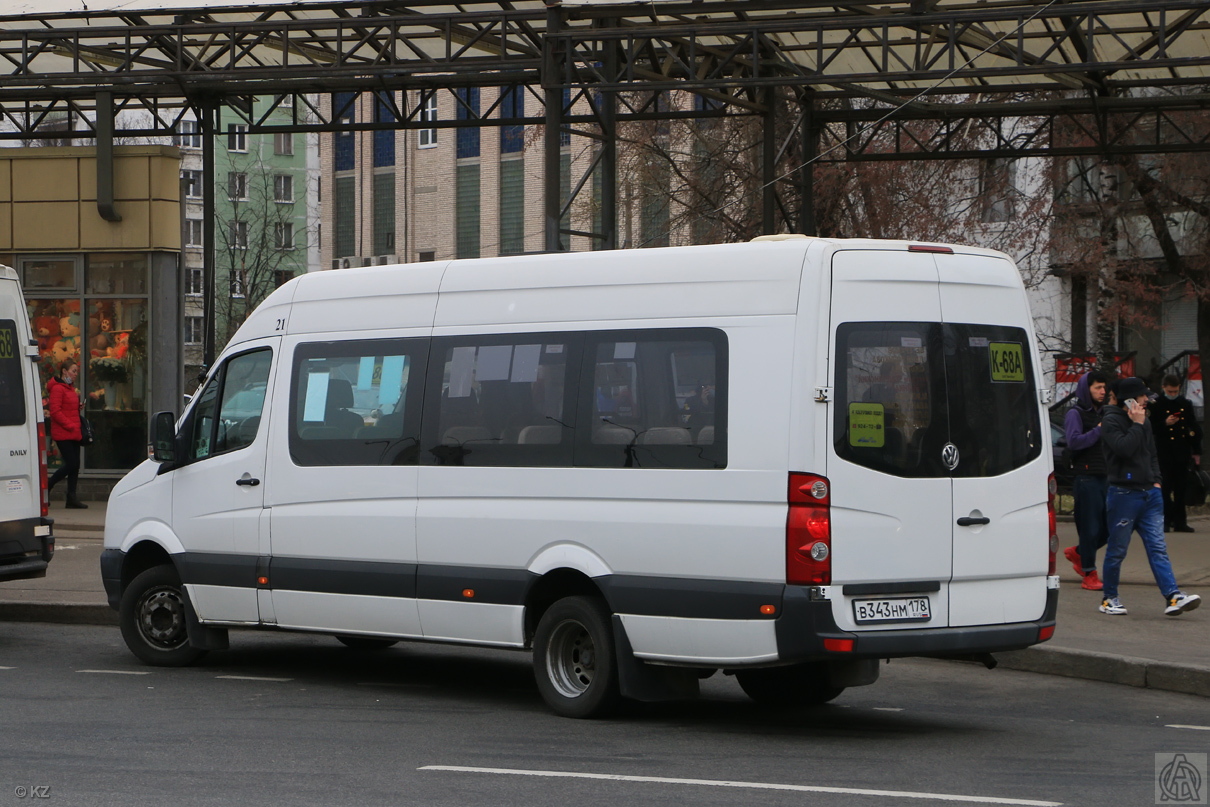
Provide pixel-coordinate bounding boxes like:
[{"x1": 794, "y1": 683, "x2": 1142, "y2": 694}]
[{"x1": 1, "y1": 623, "x2": 1207, "y2": 807}]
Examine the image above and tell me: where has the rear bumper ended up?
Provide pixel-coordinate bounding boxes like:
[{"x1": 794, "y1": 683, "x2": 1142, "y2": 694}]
[
  {"x1": 0, "y1": 516, "x2": 54, "y2": 582},
  {"x1": 775, "y1": 585, "x2": 1059, "y2": 662}
]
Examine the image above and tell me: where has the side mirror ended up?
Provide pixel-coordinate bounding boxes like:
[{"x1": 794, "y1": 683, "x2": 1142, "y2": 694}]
[{"x1": 150, "y1": 411, "x2": 177, "y2": 463}]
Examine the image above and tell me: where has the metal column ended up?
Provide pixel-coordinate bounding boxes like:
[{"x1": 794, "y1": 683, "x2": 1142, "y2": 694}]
[
  {"x1": 798, "y1": 95, "x2": 818, "y2": 236},
  {"x1": 201, "y1": 102, "x2": 217, "y2": 368},
  {"x1": 762, "y1": 89, "x2": 776, "y2": 235},
  {"x1": 543, "y1": 5, "x2": 565, "y2": 253}
]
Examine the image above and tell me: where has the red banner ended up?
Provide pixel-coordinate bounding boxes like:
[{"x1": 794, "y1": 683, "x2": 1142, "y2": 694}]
[{"x1": 1055, "y1": 354, "x2": 1135, "y2": 383}]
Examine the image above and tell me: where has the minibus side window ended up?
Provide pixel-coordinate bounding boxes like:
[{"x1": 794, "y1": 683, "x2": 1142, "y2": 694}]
[
  {"x1": 0, "y1": 319, "x2": 26, "y2": 427},
  {"x1": 188, "y1": 348, "x2": 273, "y2": 461},
  {"x1": 575, "y1": 328, "x2": 726, "y2": 470},
  {"x1": 289, "y1": 337, "x2": 426, "y2": 466},
  {"x1": 834, "y1": 322, "x2": 949, "y2": 479},
  {"x1": 422, "y1": 333, "x2": 577, "y2": 467}
]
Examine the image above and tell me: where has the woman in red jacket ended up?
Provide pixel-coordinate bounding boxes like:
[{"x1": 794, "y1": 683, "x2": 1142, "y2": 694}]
[{"x1": 47, "y1": 358, "x2": 87, "y2": 509}]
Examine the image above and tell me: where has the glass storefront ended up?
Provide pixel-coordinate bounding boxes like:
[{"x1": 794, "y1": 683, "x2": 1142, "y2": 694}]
[{"x1": 17, "y1": 253, "x2": 151, "y2": 472}]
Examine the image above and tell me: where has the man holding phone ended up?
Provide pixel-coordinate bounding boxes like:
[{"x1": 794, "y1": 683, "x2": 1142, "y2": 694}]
[
  {"x1": 1150, "y1": 373, "x2": 1202, "y2": 532},
  {"x1": 1099, "y1": 377, "x2": 1200, "y2": 617}
]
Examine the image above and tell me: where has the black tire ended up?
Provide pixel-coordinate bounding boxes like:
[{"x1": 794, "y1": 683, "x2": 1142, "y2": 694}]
[
  {"x1": 735, "y1": 663, "x2": 844, "y2": 707},
  {"x1": 118, "y1": 565, "x2": 206, "y2": 667},
  {"x1": 335, "y1": 635, "x2": 399, "y2": 650},
  {"x1": 532, "y1": 596, "x2": 620, "y2": 719}
]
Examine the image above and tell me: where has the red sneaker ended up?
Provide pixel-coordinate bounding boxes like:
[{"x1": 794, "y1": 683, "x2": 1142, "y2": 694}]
[
  {"x1": 1081, "y1": 570, "x2": 1103, "y2": 591},
  {"x1": 1064, "y1": 546, "x2": 1083, "y2": 576}
]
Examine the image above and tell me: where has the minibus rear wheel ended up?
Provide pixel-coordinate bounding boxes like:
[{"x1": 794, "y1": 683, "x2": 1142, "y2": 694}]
[
  {"x1": 735, "y1": 663, "x2": 844, "y2": 707},
  {"x1": 533, "y1": 596, "x2": 620, "y2": 718},
  {"x1": 119, "y1": 565, "x2": 206, "y2": 667}
]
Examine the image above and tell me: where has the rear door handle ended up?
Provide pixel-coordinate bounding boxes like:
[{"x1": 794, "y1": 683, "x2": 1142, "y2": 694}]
[
  {"x1": 236, "y1": 477, "x2": 260, "y2": 487},
  {"x1": 956, "y1": 516, "x2": 990, "y2": 527}
]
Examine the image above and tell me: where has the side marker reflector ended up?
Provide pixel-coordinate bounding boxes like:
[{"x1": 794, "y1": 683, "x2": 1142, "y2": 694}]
[{"x1": 823, "y1": 638, "x2": 854, "y2": 652}]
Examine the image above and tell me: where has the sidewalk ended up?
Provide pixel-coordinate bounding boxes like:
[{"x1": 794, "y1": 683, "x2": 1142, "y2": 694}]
[{"x1": 3, "y1": 501, "x2": 1209, "y2": 697}]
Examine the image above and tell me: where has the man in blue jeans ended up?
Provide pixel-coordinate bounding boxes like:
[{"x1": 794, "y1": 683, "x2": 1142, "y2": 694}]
[{"x1": 1099, "y1": 377, "x2": 1201, "y2": 617}]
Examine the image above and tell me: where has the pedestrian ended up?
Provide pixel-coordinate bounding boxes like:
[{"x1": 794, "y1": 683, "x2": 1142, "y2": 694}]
[
  {"x1": 1098, "y1": 377, "x2": 1199, "y2": 616},
  {"x1": 46, "y1": 358, "x2": 88, "y2": 510},
  {"x1": 1062, "y1": 370, "x2": 1109, "y2": 590},
  {"x1": 1150, "y1": 373, "x2": 1202, "y2": 533}
]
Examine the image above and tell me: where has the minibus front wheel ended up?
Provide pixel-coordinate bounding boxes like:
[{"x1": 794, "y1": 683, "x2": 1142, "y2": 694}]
[
  {"x1": 119, "y1": 565, "x2": 206, "y2": 667},
  {"x1": 533, "y1": 596, "x2": 620, "y2": 719}
]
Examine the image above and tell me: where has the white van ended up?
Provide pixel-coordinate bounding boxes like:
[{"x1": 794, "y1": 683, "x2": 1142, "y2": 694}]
[
  {"x1": 0, "y1": 265, "x2": 54, "y2": 582},
  {"x1": 102, "y1": 237, "x2": 1059, "y2": 717}
]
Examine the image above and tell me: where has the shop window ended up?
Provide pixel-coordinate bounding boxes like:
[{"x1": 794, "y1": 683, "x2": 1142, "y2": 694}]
[{"x1": 22, "y1": 257, "x2": 77, "y2": 291}]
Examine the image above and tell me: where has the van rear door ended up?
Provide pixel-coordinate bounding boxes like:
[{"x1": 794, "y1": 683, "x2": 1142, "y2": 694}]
[
  {"x1": 0, "y1": 296, "x2": 39, "y2": 528},
  {"x1": 827, "y1": 251, "x2": 954, "y2": 630},
  {"x1": 826, "y1": 248, "x2": 1047, "y2": 633},
  {"x1": 937, "y1": 254, "x2": 1047, "y2": 627}
]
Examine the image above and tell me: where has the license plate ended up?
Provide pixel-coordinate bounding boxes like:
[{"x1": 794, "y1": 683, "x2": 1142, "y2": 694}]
[{"x1": 852, "y1": 596, "x2": 932, "y2": 624}]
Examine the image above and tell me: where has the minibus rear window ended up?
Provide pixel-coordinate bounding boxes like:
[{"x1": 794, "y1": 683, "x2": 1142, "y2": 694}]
[
  {"x1": 834, "y1": 322, "x2": 948, "y2": 479},
  {"x1": 834, "y1": 321, "x2": 1042, "y2": 478},
  {"x1": 0, "y1": 319, "x2": 26, "y2": 427}
]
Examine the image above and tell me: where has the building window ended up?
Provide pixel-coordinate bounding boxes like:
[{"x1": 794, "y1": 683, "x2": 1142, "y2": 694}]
[
  {"x1": 177, "y1": 119, "x2": 202, "y2": 149},
  {"x1": 230, "y1": 270, "x2": 247, "y2": 298},
  {"x1": 501, "y1": 85, "x2": 524, "y2": 154},
  {"x1": 373, "y1": 173, "x2": 395, "y2": 256},
  {"x1": 274, "y1": 174, "x2": 294, "y2": 203},
  {"x1": 187, "y1": 267, "x2": 204, "y2": 296},
  {"x1": 500, "y1": 159, "x2": 525, "y2": 256},
  {"x1": 418, "y1": 92, "x2": 437, "y2": 149},
  {"x1": 184, "y1": 316, "x2": 204, "y2": 344},
  {"x1": 334, "y1": 92, "x2": 356, "y2": 173},
  {"x1": 274, "y1": 221, "x2": 295, "y2": 250},
  {"x1": 374, "y1": 93, "x2": 397, "y2": 168},
  {"x1": 274, "y1": 132, "x2": 294, "y2": 156},
  {"x1": 228, "y1": 172, "x2": 247, "y2": 201},
  {"x1": 275, "y1": 270, "x2": 295, "y2": 288},
  {"x1": 980, "y1": 158, "x2": 1016, "y2": 223},
  {"x1": 227, "y1": 124, "x2": 248, "y2": 152},
  {"x1": 456, "y1": 163, "x2": 480, "y2": 259},
  {"x1": 181, "y1": 170, "x2": 202, "y2": 198},
  {"x1": 229, "y1": 220, "x2": 248, "y2": 250},
  {"x1": 334, "y1": 176, "x2": 356, "y2": 259},
  {"x1": 456, "y1": 87, "x2": 480, "y2": 159},
  {"x1": 418, "y1": 251, "x2": 435, "y2": 262},
  {"x1": 184, "y1": 219, "x2": 203, "y2": 247}
]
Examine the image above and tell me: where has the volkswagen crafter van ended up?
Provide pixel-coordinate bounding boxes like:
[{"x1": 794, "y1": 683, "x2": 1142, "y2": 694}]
[
  {"x1": 102, "y1": 237, "x2": 1058, "y2": 717},
  {"x1": 0, "y1": 265, "x2": 54, "y2": 582}
]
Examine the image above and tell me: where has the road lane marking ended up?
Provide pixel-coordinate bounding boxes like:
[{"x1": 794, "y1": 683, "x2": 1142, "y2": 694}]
[
  {"x1": 215, "y1": 675, "x2": 293, "y2": 682},
  {"x1": 419, "y1": 766, "x2": 1063, "y2": 806},
  {"x1": 873, "y1": 707, "x2": 905, "y2": 712},
  {"x1": 1167, "y1": 724, "x2": 1210, "y2": 731},
  {"x1": 0, "y1": 666, "x2": 14, "y2": 670},
  {"x1": 77, "y1": 669, "x2": 151, "y2": 675}
]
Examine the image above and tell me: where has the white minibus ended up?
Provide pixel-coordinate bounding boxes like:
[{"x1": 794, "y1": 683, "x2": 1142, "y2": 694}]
[
  {"x1": 0, "y1": 265, "x2": 55, "y2": 583},
  {"x1": 102, "y1": 237, "x2": 1058, "y2": 717}
]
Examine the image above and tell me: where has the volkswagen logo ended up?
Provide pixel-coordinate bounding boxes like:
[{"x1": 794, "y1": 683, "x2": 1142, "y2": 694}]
[{"x1": 941, "y1": 442, "x2": 959, "y2": 470}]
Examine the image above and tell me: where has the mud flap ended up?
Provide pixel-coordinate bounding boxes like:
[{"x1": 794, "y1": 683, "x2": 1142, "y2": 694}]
[
  {"x1": 611, "y1": 615, "x2": 700, "y2": 702},
  {"x1": 181, "y1": 586, "x2": 230, "y2": 651}
]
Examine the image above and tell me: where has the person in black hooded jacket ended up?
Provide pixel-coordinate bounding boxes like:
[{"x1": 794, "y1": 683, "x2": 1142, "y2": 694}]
[
  {"x1": 1099, "y1": 377, "x2": 1201, "y2": 617},
  {"x1": 1150, "y1": 373, "x2": 1202, "y2": 532},
  {"x1": 1062, "y1": 370, "x2": 1109, "y2": 590}
]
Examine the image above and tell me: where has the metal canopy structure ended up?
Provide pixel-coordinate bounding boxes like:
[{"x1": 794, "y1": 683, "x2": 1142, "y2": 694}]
[{"x1": 3, "y1": 1, "x2": 1210, "y2": 356}]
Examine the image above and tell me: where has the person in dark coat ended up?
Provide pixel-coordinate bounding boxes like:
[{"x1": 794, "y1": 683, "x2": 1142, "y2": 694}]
[
  {"x1": 46, "y1": 358, "x2": 88, "y2": 509},
  {"x1": 1062, "y1": 370, "x2": 1109, "y2": 590},
  {"x1": 1150, "y1": 373, "x2": 1202, "y2": 532}
]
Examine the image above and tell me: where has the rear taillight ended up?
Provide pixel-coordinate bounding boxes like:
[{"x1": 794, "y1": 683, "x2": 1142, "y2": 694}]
[
  {"x1": 37, "y1": 421, "x2": 49, "y2": 518},
  {"x1": 1047, "y1": 473, "x2": 1057, "y2": 575},
  {"x1": 787, "y1": 472, "x2": 831, "y2": 585}
]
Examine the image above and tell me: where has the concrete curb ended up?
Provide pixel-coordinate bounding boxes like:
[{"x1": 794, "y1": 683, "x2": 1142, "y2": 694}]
[
  {"x1": 0, "y1": 602, "x2": 117, "y2": 626},
  {"x1": 997, "y1": 645, "x2": 1210, "y2": 698}
]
